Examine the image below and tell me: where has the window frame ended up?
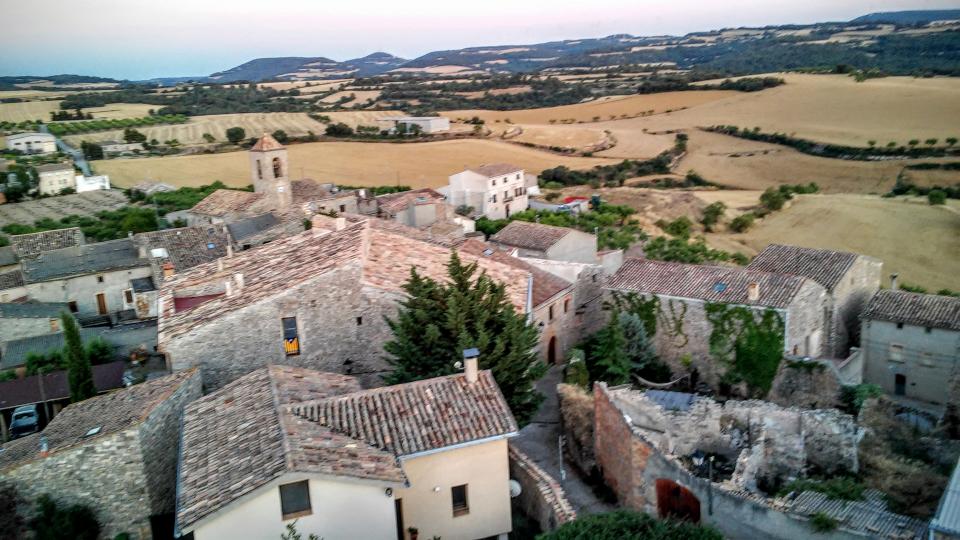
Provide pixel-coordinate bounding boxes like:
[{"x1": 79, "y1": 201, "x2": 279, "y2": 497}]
[
  {"x1": 451, "y1": 484, "x2": 469, "y2": 517},
  {"x1": 279, "y1": 480, "x2": 312, "y2": 520},
  {"x1": 282, "y1": 317, "x2": 301, "y2": 356},
  {"x1": 889, "y1": 343, "x2": 904, "y2": 363}
]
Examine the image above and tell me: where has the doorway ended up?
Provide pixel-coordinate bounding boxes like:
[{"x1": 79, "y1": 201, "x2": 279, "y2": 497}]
[
  {"x1": 394, "y1": 499, "x2": 404, "y2": 540},
  {"x1": 548, "y1": 336, "x2": 557, "y2": 365},
  {"x1": 895, "y1": 374, "x2": 906, "y2": 396},
  {"x1": 656, "y1": 479, "x2": 701, "y2": 523},
  {"x1": 96, "y1": 293, "x2": 107, "y2": 315},
  {"x1": 505, "y1": 203, "x2": 511, "y2": 218}
]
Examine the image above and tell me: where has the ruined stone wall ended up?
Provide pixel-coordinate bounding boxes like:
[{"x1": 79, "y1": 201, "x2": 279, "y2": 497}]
[
  {"x1": 508, "y1": 444, "x2": 576, "y2": 532},
  {"x1": 138, "y1": 370, "x2": 202, "y2": 516},
  {"x1": 767, "y1": 360, "x2": 841, "y2": 410},
  {"x1": 164, "y1": 262, "x2": 398, "y2": 391},
  {"x1": 3, "y1": 430, "x2": 154, "y2": 539},
  {"x1": 594, "y1": 383, "x2": 651, "y2": 510}
]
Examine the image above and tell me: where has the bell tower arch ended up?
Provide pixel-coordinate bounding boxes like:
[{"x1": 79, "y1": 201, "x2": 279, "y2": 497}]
[{"x1": 249, "y1": 133, "x2": 292, "y2": 209}]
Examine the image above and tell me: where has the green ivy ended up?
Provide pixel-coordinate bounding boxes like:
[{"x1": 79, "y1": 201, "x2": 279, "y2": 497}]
[
  {"x1": 607, "y1": 291, "x2": 659, "y2": 336},
  {"x1": 658, "y1": 299, "x2": 688, "y2": 347},
  {"x1": 705, "y1": 303, "x2": 785, "y2": 395}
]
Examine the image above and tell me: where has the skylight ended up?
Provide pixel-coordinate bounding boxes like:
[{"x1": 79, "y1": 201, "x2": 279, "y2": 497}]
[{"x1": 83, "y1": 426, "x2": 102, "y2": 438}]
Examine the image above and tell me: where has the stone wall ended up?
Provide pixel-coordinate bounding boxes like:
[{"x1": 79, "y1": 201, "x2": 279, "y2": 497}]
[
  {"x1": 508, "y1": 443, "x2": 576, "y2": 532},
  {"x1": 766, "y1": 360, "x2": 841, "y2": 410},
  {"x1": 164, "y1": 263, "x2": 399, "y2": 391},
  {"x1": 828, "y1": 256, "x2": 882, "y2": 357},
  {"x1": 0, "y1": 316, "x2": 57, "y2": 343},
  {"x1": 26, "y1": 266, "x2": 154, "y2": 317},
  {"x1": 557, "y1": 383, "x2": 595, "y2": 475},
  {"x1": 138, "y1": 369, "x2": 202, "y2": 516}
]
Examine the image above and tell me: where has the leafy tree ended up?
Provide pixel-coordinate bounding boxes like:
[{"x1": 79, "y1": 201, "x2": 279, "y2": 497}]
[
  {"x1": 201, "y1": 133, "x2": 215, "y2": 143},
  {"x1": 122, "y1": 128, "x2": 146, "y2": 143},
  {"x1": 928, "y1": 189, "x2": 947, "y2": 205},
  {"x1": 29, "y1": 494, "x2": 100, "y2": 540},
  {"x1": 84, "y1": 338, "x2": 113, "y2": 365},
  {"x1": 947, "y1": 137, "x2": 958, "y2": 147},
  {"x1": 925, "y1": 138, "x2": 938, "y2": 146},
  {"x1": 700, "y1": 202, "x2": 726, "y2": 232},
  {"x1": 0, "y1": 234, "x2": 8, "y2": 247},
  {"x1": 384, "y1": 252, "x2": 546, "y2": 424},
  {"x1": 226, "y1": 126, "x2": 246, "y2": 144},
  {"x1": 591, "y1": 312, "x2": 631, "y2": 385},
  {"x1": 908, "y1": 139, "x2": 919, "y2": 147},
  {"x1": 325, "y1": 123, "x2": 354, "y2": 137},
  {"x1": 659, "y1": 216, "x2": 692, "y2": 239},
  {"x1": 62, "y1": 312, "x2": 95, "y2": 402},
  {"x1": 0, "y1": 370, "x2": 16, "y2": 382},
  {"x1": 619, "y1": 312, "x2": 657, "y2": 377},
  {"x1": 537, "y1": 510, "x2": 722, "y2": 540},
  {"x1": 80, "y1": 141, "x2": 103, "y2": 160},
  {"x1": 760, "y1": 187, "x2": 787, "y2": 211},
  {"x1": 729, "y1": 212, "x2": 756, "y2": 233},
  {"x1": 272, "y1": 129, "x2": 289, "y2": 144}
]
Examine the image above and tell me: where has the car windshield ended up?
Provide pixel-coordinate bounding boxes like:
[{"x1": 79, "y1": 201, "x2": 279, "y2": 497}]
[{"x1": 13, "y1": 412, "x2": 35, "y2": 420}]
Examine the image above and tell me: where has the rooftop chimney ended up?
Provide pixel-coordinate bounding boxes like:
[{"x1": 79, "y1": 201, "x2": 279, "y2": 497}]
[
  {"x1": 162, "y1": 261, "x2": 175, "y2": 280},
  {"x1": 138, "y1": 245, "x2": 148, "y2": 259},
  {"x1": 463, "y1": 348, "x2": 479, "y2": 384},
  {"x1": 890, "y1": 273, "x2": 899, "y2": 291},
  {"x1": 226, "y1": 244, "x2": 234, "y2": 258},
  {"x1": 234, "y1": 273, "x2": 244, "y2": 290},
  {"x1": 225, "y1": 279, "x2": 234, "y2": 297},
  {"x1": 747, "y1": 281, "x2": 760, "y2": 302},
  {"x1": 216, "y1": 259, "x2": 224, "y2": 272}
]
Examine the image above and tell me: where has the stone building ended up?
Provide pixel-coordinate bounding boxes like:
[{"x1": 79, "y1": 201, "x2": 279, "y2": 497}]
[
  {"x1": 5, "y1": 132, "x2": 56, "y2": 154},
  {"x1": 376, "y1": 187, "x2": 448, "y2": 228},
  {"x1": 0, "y1": 369, "x2": 201, "y2": 539},
  {"x1": 158, "y1": 218, "x2": 532, "y2": 390},
  {"x1": 446, "y1": 163, "x2": 530, "y2": 219},
  {"x1": 0, "y1": 301, "x2": 66, "y2": 343},
  {"x1": 748, "y1": 244, "x2": 882, "y2": 357},
  {"x1": 490, "y1": 220, "x2": 598, "y2": 264},
  {"x1": 176, "y1": 363, "x2": 516, "y2": 540},
  {"x1": 35, "y1": 162, "x2": 76, "y2": 195},
  {"x1": 861, "y1": 290, "x2": 960, "y2": 408},
  {"x1": 606, "y1": 258, "x2": 830, "y2": 390}
]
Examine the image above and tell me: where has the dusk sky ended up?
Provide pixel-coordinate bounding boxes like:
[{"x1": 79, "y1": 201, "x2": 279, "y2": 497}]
[{"x1": 2, "y1": 0, "x2": 957, "y2": 80}]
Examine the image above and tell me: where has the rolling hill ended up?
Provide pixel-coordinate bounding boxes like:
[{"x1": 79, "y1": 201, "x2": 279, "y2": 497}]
[{"x1": 851, "y1": 10, "x2": 960, "y2": 24}]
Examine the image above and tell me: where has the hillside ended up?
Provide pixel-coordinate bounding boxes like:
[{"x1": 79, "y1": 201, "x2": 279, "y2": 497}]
[
  {"x1": 851, "y1": 10, "x2": 960, "y2": 24},
  {"x1": 207, "y1": 52, "x2": 407, "y2": 82}
]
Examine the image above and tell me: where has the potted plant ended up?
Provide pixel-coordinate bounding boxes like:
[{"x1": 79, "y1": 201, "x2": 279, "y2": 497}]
[{"x1": 407, "y1": 526, "x2": 418, "y2": 540}]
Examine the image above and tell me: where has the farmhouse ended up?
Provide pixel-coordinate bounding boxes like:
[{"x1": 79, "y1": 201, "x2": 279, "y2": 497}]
[
  {"x1": 376, "y1": 187, "x2": 447, "y2": 228},
  {"x1": 490, "y1": 220, "x2": 597, "y2": 264},
  {"x1": 377, "y1": 115, "x2": 451, "y2": 134},
  {"x1": 606, "y1": 258, "x2": 829, "y2": 392},
  {"x1": 5, "y1": 132, "x2": 56, "y2": 154},
  {"x1": 175, "y1": 363, "x2": 516, "y2": 540},
  {"x1": 35, "y1": 162, "x2": 75, "y2": 195},
  {"x1": 74, "y1": 174, "x2": 111, "y2": 192},
  {"x1": 748, "y1": 244, "x2": 881, "y2": 357},
  {"x1": 0, "y1": 369, "x2": 201, "y2": 540},
  {"x1": 860, "y1": 289, "x2": 960, "y2": 409},
  {"x1": 157, "y1": 218, "x2": 531, "y2": 390},
  {"x1": 446, "y1": 163, "x2": 531, "y2": 219}
]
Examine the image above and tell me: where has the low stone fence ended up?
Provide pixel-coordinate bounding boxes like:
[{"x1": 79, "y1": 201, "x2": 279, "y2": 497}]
[{"x1": 508, "y1": 443, "x2": 577, "y2": 532}]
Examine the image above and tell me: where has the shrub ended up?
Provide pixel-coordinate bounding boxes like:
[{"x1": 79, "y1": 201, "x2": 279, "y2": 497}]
[
  {"x1": 839, "y1": 383, "x2": 883, "y2": 414},
  {"x1": 928, "y1": 189, "x2": 947, "y2": 205},
  {"x1": 779, "y1": 477, "x2": 865, "y2": 501},
  {"x1": 325, "y1": 123, "x2": 354, "y2": 137},
  {"x1": 658, "y1": 216, "x2": 693, "y2": 239},
  {"x1": 30, "y1": 494, "x2": 100, "y2": 540},
  {"x1": 701, "y1": 202, "x2": 726, "y2": 232},
  {"x1": 537, "y1": 510, "x2": 723, "y2": 540},
  {"x1": 729, "y1": 213, "x2": 755, "y2": 233},
  {"x1": 225, "y1": 126, "x2": 246, "y2": 144},
  {"x1": 760, "y1": 187, "x2": 788, "y2": 211},
  {"x1": 544, "y1": 192, "x2": 562, "y2": 202}
]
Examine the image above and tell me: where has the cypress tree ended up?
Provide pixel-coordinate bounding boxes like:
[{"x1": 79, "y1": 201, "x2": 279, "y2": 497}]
[
  {"x1": 384, "y1": 252, "x2": 546, "y2": 425},
  {"x1": 619, "y1": 312, "x2": 657, "y2": 374},
  {"x1": 61, "y1": 312, "x2": 95, "y2": 402}
]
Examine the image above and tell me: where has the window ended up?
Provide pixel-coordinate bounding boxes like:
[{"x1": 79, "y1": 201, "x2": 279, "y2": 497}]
[
  {"x1": 282, "y1": 317, "x2": 300, "y2": 356},
  {"x1": 896, "y1": 322, "x2": 904, "y2": 329},
  {"x1": 68, "y1": 301, "x2": 78, "y2": 313},
  {"x1": 451, "y1": 484, "x2": 469, "y2": 516},
  {"x1": 504, "y1": 190, "x2": 508, "y2": 199},
  {"x1": 272, "y1": 157, "x2": 283, "y2": 178},
  {"x1": 564, "y1": 298, "x2": 570, "y2": 313},
  {"x1": 97, "y1": 275, "x2": 104, "y2": 283},
  {"x1": 516, "y1": 173, "x2": 521, "y2": 180},
  {"x1": 491, "y1": 194, "x2": 497, "y2": 203},
  {"x1": 925, "y1": 327, "x2": 932, "y2": 334},
  {"x1": 491, "y1": 179, "x2": 496, "y2": 186},
  {"x1": 889, "y1": 344, "x2": 904, "y2": 363},
  {"x1": 279, "y1": 480, "x2": 312, "y2": 520},
  {"x1": 256, "y1": 159, "x2": 263, "y2": 180},
  {"x1": 548, "y1": 305, "x2": 554, "y2": 321},
  {"x1": 124, "y1": 289, "x2": 134, "y2": 303},
  {"x1": 356, "y1": 316, "x2": 363, "y2": 325},
  {"x1": 339, "y1": 204, "x2": 346, "y2": 213}
]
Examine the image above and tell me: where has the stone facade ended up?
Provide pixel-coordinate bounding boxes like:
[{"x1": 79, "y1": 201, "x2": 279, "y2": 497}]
[
  {"x1": 521, "y1": 258, "x2": 608, "y2": 348},
  {"x1": 164, "y1": 263, "x2": 399, "y2": 390},
  {"x1": 0, "y1": 315, "x2": 58, "y2": 343},
  {"x1": 1, "y1": 372, "x2": 201, "y2": 539},
  {"x1": 824, "y1": 256, "x2": 882, "y2": 356},
  {"x1": 25, "y1": 267, "x2": 154, "y2": 317}
]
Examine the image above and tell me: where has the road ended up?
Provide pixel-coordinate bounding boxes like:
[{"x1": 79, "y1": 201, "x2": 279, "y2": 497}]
[{"x1": 39, "y1": 123, "x2": 91, "y2": 176}]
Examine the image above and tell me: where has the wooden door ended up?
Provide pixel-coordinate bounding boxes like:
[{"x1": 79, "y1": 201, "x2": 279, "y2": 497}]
[
  {"x1": 656, "y1": 479, "x2": 701, "y2": 523},
  {"x1": 96, "y1": 293, "x2": 107, "y2": 314},
  {"x1": 895, "y1": 374, "x2": 906, "y2": 396}
]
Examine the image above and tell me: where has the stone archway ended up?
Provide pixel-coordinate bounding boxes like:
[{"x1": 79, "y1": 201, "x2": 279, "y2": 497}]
[{"x1": 656, "y1": 479, "x2": 701, "y2": 523}]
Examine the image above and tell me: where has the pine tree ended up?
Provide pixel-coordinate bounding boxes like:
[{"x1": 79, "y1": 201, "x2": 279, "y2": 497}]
[
  {"x1": 619, "y1": 312, "x2": 657, "y2": 375},
  {"x1": 592, "y1": 311, "x2": 631, "y2": 385},
  {"x1": 62, "y1": 312, "x2": 95, "y2": 402},
  {"x1": 384, "y1": 252, "x2": 546, "y2": 424}
]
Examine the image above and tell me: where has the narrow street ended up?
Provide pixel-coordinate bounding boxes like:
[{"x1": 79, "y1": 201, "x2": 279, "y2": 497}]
[{"x1": 512, "y1": 365, "x2": 613, "y2": 516}]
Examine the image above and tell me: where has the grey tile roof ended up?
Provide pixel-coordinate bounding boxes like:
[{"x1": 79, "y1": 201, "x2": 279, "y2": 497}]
[
  {"x1": 0, "y1": 246, "x2": 16, "y2": 266},
  {"x1": 748, "y1": 244, "x2": 861, "y2": 291},
  {"x1": 932, "y1": 458, "x2": 960, "y2": 536},
  {"x1": 0, "y1": 369, "x2": 197, "y2": 471},
  {"x1": 9, "y1": 228, "x2": 84, "y2": 258},
  {"x1": 134, "y1": 226, "x2": 229, "y2": 272},
  {"x1": 607, "y1": 258, "x2": 810, "y2": 309},
  {"x1": 0, "y1": 301, "x2": 68, "y2": 319},
  {"x1": 0, "y1": 330, "x2": 95, "y2": 370},
  {"x1": 130, "y1": 277, "x2": 156, "y2": 293},
  {"x1": 0, "y1": 361, "x2": 125, "y2": 411},
  {"x1": 175, "y1": 366, "x2": 375, "y2": 534},
  {"x1": 291, "y1": 369, "x2": 518, "y2": 457},
  {"x1": 0, "y1": 270, "x2": 24, "y2": 290},
  {"x1": 786, "y1": 489, "x2": 928, "y2": 539},
  {"x1": 226, "y1": 212, "x2": 280, "y2": 241},
  {"x1": 35, "y1": 163, "x2": 74, "y2": 173},
  {"x1": 22, "y1": 238, "x2": 148, "y2": 282},
  {"x1": 469, "y1": 163, "x2": 522, "y2": 177},
  {"x1": 190, "y1": 189, "x2": 262, "y2": 217},
  {"x1": 863, "y1": 290, "x2": 960, "y2": 331},
  {"x1": 491, "y1": 221, "x2": 574, "y2": 252}
]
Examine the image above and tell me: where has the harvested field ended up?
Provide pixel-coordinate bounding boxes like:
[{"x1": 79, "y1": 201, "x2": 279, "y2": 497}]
[
  {"x1": 94, "y1": 139, "x2": 612, "y2": 189},
  {"x1": 319, "y1": 90, "x2": 382, "y2": 107},
  {"x1": 443, "y1": 90, "x2": 737, "y2": 124},
  {"x1": 86, "y1": 103, "x2": 157, "y2": 119},
  {"x1": 457, "y1": 86, "x2": 532, "y2": 98},
  {"x1": 505, "y1": 124, "x2": 607, "y2": 151},
  {"x1": 0, "y1": 100, "x2": 60, "y2": 123},
  {"x1": 707, "y1": 195, "x2": 960, "y2": 291},
  {"x1": 0, "y1": 190, "x2": 128, "y2": 228}
]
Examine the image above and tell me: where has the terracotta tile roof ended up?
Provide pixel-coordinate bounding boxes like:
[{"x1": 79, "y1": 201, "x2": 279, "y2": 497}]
[
  {"x1": 159, "y1": 222, "x2": 529, "y2": 342},
  {"x1": 291, "y1": 370, "x2": 518, "y2": 456},
  {"x1": 491, "y1": 221, "x2": 575, "y2": 252},
  {"x1": 459, "y1": 239, "x2": 572, "y2": 308},
  {"x1": 190, "y1": 189, "x2": 263, "y2": 217},
  {"x1": 748, "y1": 244, "x2": 863, "y2": 291},
  {"x1": 469, "y1": 163, "x2": 522, "y2": 177},
  {"x1": 863, "y1": 290, "x2": 960, "y2": 331},
  {"x1": 175, "y1": 366, "x2": 395, "y2": 534},
  {"x1": 0, "y1": 269, "x2": 24, "y2": 290},
  {"x1": 376, "y1": 188, "x2": 445, "y2": 214},
  {"x1": 134, "y1": 226, "x2": 230, "y2": 272},
  {"x1": 290, "y1": 179, "x2": 336, "y2": 204},
  {"x1": 607, "y1": 258, "x2": 810, "y2": 309},
  {"x1": 10, "y1": 228, "x2": 84, "y2": 258},
  {"x1": 0, "y1": 368, "x2": 196, "y2": 472},
  {"x1": 250, "y1": 133, "x2": 285, "y2": 151}
]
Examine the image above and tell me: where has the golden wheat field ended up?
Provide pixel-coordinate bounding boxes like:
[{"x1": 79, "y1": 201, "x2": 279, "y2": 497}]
[
  {"x1": 707, "y1": 195, "x2": 960, "y2": 291},
  {"x1": 94, "y1": 139, "x2": 612, "y2": 188},
  {"x1": 0, "y1": 100, "x2": 61, "y2": 122}
]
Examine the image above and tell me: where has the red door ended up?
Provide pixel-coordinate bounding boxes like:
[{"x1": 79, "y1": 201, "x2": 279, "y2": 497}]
[{"x1": 656, "y1": 479, "x2": 701, "y2": 523}]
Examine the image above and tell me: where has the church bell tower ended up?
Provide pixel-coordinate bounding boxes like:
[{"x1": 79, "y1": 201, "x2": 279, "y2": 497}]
[{"x1": 250, "y1": 133, "x2": 292, "y2": 209}]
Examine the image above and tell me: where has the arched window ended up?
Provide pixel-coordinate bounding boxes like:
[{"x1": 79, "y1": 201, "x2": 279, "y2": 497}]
[
  {"x1": 256, "y1": 159, "x2": 262, "y2": 180},
  {"x1": 272, "y1": 157, "x2": 283, "y2": 178}
]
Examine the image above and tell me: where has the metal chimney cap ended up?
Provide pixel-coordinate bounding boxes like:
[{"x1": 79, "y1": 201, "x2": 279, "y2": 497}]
[{"x1": 462, "y1": 348, "x2": 479, "y2": 359}]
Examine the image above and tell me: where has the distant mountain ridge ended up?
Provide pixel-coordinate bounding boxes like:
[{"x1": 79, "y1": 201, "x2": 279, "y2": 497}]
[
  {"x1": 207, "y1": 52, "x2": 407, "y2": 82},
  {"x1": 851, "y1": 10, "x2": 960, "y2": 24}
]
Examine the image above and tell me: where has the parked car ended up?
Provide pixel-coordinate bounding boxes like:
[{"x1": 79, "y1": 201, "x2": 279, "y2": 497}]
[{"x1": 9, "y1": 404, "x2": 39, "y2": 439}]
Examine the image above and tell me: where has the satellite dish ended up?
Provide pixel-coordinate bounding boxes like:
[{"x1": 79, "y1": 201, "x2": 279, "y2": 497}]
[
  {"x1": 509, "y1": 479, "x2": 522, "y2": 498},
  {"x1": 453, "y1": 361, "x2": 463, "y2": 370}
]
